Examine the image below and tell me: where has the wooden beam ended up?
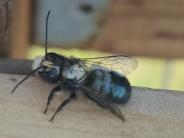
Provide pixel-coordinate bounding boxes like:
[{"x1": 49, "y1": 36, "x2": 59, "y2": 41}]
[
  {"x1": 84, "y1": 0, "x2": 184, "y2": 58},
  {"x1": 10, "y1": 0, "x2": 31, "y2": 58},
  {"x1": 0, "y1": 73, "x2": 183, "y2": 138}
]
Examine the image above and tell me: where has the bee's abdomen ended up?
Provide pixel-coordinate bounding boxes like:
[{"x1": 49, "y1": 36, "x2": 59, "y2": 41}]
[{"x1": 86, "y1": 70, "x2": 131, "y2": 104}]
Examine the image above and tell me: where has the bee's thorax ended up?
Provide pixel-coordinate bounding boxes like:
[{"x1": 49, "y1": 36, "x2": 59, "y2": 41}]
[{"x1": 62, "y1": 64, "x2": 86, "y2": 82}]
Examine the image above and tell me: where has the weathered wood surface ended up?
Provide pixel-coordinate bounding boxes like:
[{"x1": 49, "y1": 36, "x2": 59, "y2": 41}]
[
  {"x1": 0, "y1": 59, "x2": 32, "y2": 74},
  {"x1": 89, "y1": 0, "x2": 184, "y2": 57},
  {"x1": 10, "y1": 0, "x2": 184, "y2": 58},
  {"x1": 10, "y1": 0, "x2": 31, "y2": 58},
  {"x1": 0, "y1": 73, "x2": 184, "y2": 138},
  {"x1": 0, "y1": 0, "x2": 12, "y2": 57}
]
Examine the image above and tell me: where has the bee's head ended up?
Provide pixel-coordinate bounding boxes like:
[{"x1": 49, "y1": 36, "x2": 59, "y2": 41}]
[
  {"x1": 31, "y1": 11, "x2": 65, "y2": 82},
  {"x1": 32, "y1": 54, "x2": 60, "y2": 82},
  {"x1": 11, "y1": 10, "x2": 57, "y2": 94}
]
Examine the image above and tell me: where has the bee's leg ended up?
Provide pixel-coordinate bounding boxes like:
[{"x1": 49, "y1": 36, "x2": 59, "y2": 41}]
[
  {"x1": 49, "y1": 91, "x2": 76, "y2": 122},
  {"x1": 43, "y1": 85, "x2": 63, "y2": 114}
]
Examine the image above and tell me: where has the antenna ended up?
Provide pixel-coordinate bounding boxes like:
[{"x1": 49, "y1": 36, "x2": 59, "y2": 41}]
[
  {"x1": 11, "y1": 11, "x2": 51, "y2": 94},
  {"x1": 45, "y1": 10, "x2": 51, "y2": 59},
  {"x1": 11, "y1": 67, "x2": 42, "y2": 94}
]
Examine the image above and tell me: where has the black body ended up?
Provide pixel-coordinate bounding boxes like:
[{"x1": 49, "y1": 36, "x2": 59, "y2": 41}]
[
  {"x1": 11, "y1": 11, "x2": 136, "y2": 122},
  {"x1": 85, "y1": 69, "x2": 131, "y2": 104},
  {"x1": 39, "y1": 52, "x2": 132, "y2": 121}
]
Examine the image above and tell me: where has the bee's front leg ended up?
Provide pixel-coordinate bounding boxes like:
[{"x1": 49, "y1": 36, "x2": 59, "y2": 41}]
[{"x1": 43, "y1": 85, "x2": 63, "y2": 114}]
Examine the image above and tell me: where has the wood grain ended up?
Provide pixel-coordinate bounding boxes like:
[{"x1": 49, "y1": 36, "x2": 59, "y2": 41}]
[
  {"x1": 0, "y1": 73, "x2": 184, "y2": 138},
  {"x1": 10, "y1": 0, "x2": 31, "y2": 58},
  {"x1": 0, "y1": 59, "x2": 32, "y2": 74},
  {"x1": 85, "y1": 0, "x2": 184, "y2": 57},
  {"x1": 0, "y1": 0, "x2": 11, "y2": 57},
  {"x1": 9, "y1": 0, "x2": 184, "y2": 58}
]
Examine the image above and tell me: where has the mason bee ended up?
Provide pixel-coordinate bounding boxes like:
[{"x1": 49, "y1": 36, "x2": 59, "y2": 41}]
[{"x1": 12, "y1": 10, "x2": 137, "y2": 121}]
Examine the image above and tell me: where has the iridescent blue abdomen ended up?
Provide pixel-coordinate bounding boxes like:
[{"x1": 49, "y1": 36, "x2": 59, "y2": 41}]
[{"x1": 85, "y1": 69, "x2": 131, "y2": 104}]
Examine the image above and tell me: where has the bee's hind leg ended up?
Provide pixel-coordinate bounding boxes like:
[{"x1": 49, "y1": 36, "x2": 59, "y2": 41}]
[
  {"x1": 43, "y1": 85, "x2": 63, "y2": 114},
  {"x1": 49, "y1": 90, "x2": 76, "y2": 122}
]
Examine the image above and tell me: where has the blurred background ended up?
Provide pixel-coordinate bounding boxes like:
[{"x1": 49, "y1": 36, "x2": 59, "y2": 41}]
[{"x1": 0, "y1": 0, "x2": 184, "y2": 91}]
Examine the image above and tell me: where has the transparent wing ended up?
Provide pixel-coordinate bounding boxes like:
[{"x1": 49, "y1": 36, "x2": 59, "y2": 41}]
[
  {"x1": 79, "y1": 85, "x2": 125, "y2": 121},
  {"x1": 80, "y1": 55, "x2": 138, "y2": 76}
]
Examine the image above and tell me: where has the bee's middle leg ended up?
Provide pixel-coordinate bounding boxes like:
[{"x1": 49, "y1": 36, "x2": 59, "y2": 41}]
[{"x1": 49, "y1": 90, "x2": 76, "y2": 122}]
